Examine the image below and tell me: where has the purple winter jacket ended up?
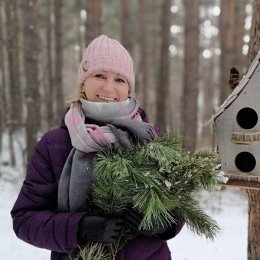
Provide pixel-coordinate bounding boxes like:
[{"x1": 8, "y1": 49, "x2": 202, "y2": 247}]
[{"x1": 11, "y1": 109, "x2": 184, "y2": 260}]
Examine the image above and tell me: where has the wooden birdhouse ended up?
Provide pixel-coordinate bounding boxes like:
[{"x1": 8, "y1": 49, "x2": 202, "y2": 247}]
[{"x1": 207, "y1": 51, "x2": 260, "y2": 189}]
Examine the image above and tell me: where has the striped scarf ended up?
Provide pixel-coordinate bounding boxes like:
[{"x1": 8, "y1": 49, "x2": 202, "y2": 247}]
[
  {"x1": 58, "y1": 98, "x2": 157, "y2": 212},
  {"x1": 65, "y1": 98, "x2": 142, "y2": 153}
]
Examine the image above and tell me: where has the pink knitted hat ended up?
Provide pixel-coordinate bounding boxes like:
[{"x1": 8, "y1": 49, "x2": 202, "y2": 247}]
[{"x1": 78, "y1": 35, "x2": 135, "y2": 93}]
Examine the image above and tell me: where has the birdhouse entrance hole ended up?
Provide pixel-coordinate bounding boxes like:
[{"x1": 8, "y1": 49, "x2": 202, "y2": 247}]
[
  {"x1": 235, "y1": 151, "x2": 256, "y2": 172},
  {"x1": 236, "y1": 107, "x2": 258, "y2": 129}
]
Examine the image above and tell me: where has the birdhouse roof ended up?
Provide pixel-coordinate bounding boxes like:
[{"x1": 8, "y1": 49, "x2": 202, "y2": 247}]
[{"x1": 205, "y1": 50, "x2": 260, "y2": 125}]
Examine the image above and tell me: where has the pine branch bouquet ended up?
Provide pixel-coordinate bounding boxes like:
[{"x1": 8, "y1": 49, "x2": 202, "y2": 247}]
[{"x1": 73, "y1": 134, "x2": 224, "y2": 260}]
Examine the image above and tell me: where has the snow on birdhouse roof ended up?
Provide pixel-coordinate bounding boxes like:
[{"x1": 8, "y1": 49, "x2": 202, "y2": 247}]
[{"x1": 205, "y1": 50, "x2": 260, "y2": 126}]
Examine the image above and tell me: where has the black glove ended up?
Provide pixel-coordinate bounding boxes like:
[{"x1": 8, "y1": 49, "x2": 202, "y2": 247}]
[
  {"x1": 123, "y1": 208, "x2": 168, "y2": 237},
  {"x1": 77, "y1": 215, "x2": 125, "y2": 244}
]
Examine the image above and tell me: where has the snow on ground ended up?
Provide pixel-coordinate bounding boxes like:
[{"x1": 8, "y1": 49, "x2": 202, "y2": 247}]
[
  {"x1": 1, "y1": 173, "x2": 248, "y2": 260},
  {"x1": 169, "y1": 189, "x2": 248, "y2": 260},
  {"x1": 0, "y1": 132, "x2": 248, "y2": 259},
  {"x1": 0, "y1": 177, "x2": 50, "y2": 260}
]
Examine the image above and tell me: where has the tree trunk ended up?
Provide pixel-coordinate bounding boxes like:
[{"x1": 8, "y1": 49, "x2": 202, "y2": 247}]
[
  {"x1": 199, "y1": 0, "x2": 220, "y2": 149},
  {"x1": 248, "y1": 0, "x2": 260, "y2": 62},
  {"x1": 20, "y1": 0, "x2": 40, "y2": 162},
  {"x1": 154, "y1": 0, "x2": 171, "y2": 134},
  {"x1": 85, "y1": 0, "x2": 102, "y2": 46},
  {"x1": 219, "y1": 0, "x2": 247, "y2": 103},
  {"x1": 46, "y1": 0, "x2": 54, "y2": 128},
  {"x1": 4, "y1": 0, "x2": 23, "y2": 166},
  {"x1": 54, "y1": 0, "x2": 64, "y2": 124},
  {"x1": 75, "y1": 0, "x2": 83, "y2": 63},
  {"x1": 146, "y1": 0, "x2": 161, "y2": 122},
  {"x1": 181, "y1": 0, "x2": 199, "y2": 151},
  {"x1": 247, "y1": 189, "x2": 260, "y2": 260},
  {"x1": 120, "y1": 0, "x2": 134, "y2": 55},
  {"x1": 233, "y1": 0, "x2": 247, "y2": 73},
  {"x1": 247, "y1": 3, "x2": 260, "y2": 260},
  {"x1": 13, "y1": 0, "x2": 23, "y2": 123},
  {"x1": 219, "y1": 0, "x2": 236, "y2": 103},
  {"x1": 4, "y1": 0, "x2": 22, "y2": 129},
  {"x1": 201, "y1": 49, "x2": 215, "y2": 148},
  {"x1": 138, "y1": 0, "x2": 148, "y2": 110},
  {"x1": 0, "y1": 0, "x2": 7, "y2": 153}
]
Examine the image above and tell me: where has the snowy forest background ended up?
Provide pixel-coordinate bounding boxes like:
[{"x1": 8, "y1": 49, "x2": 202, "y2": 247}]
[{"x1": 0, "y1": 0, "x2": 257, "y2": 259}]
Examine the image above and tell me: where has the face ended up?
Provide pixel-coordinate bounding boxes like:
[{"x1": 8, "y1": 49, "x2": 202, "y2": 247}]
[{"x1": 81, "y1": 71, "x2": 129, "y2": 102}]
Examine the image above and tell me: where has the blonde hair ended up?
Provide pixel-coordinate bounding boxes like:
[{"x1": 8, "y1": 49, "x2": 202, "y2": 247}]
[{"x1": 66, "y1": 88, "x2": 84, "y2": 105}]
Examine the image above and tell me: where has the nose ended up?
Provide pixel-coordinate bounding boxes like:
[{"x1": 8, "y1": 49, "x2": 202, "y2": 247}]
[{"x1": 103, "y1": 78, "x2": 115, "y2": 92}]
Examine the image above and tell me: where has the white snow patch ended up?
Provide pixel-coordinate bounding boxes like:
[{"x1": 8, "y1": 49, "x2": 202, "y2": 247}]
[
  {"x1": 0, "y1": 178, "x2": 50, "y2": 260},
  {"x1": 1, "y1": 178, "x2": 248, "y2": 260},
  {"x1": 1, "y1": 132, "x2": 248, "y2": 259},
  {"x1": 168, "y1": 188, "x2": 248, "y2": 260}
]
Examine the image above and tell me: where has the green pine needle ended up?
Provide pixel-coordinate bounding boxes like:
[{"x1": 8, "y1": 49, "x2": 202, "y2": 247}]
[
  {"x1": 175, "y1": 197, "x2": 220, "y2": 239},
  {"x1": 77, "y1": 134, "x2": 222, "y2": 259}
]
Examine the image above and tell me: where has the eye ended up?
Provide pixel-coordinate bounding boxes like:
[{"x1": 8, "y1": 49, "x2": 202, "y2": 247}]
[
  {"x1": 94, "y1": 73, "x2": 105, "y2": 79},
  {"x1": 116, "y1": 77, "x2": 126, "y2": 83}
]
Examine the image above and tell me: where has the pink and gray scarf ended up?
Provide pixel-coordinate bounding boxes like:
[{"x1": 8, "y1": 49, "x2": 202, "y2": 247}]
[{"x1": 58, "y1": 98, "x2": 157, "y2": 212}]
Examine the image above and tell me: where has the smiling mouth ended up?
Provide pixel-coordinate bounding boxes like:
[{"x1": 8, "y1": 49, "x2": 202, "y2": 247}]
[{"x1": 97, "y1": 95, "x2": 117, "y2": 102}]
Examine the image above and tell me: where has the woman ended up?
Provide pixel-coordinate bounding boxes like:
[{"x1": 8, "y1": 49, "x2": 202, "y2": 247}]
[{"x1": 11, "y1": 35, "x2": 184, "y2": 260}]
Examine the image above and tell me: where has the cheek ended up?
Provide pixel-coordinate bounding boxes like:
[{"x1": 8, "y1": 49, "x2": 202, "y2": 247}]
[
  {"x1": 117, "y1": 86, "x2": 129, "y2": 99},
  {"x1": 85, "y1": 85, "x2": 100, "y2": 97}
]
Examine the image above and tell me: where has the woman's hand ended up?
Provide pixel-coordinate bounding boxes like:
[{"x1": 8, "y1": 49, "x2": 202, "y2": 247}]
[
  {"x1": 77, "y1": 215, "x2": 125, "y2": 244},
  {"x1": 123, "y1": 208, "x2": 168, "y2": 236}
]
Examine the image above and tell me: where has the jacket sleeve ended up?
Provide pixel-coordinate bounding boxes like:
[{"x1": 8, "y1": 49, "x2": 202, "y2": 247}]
[{"x1": 10, "y1": 133, "x2": 85, "y2": 253}]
